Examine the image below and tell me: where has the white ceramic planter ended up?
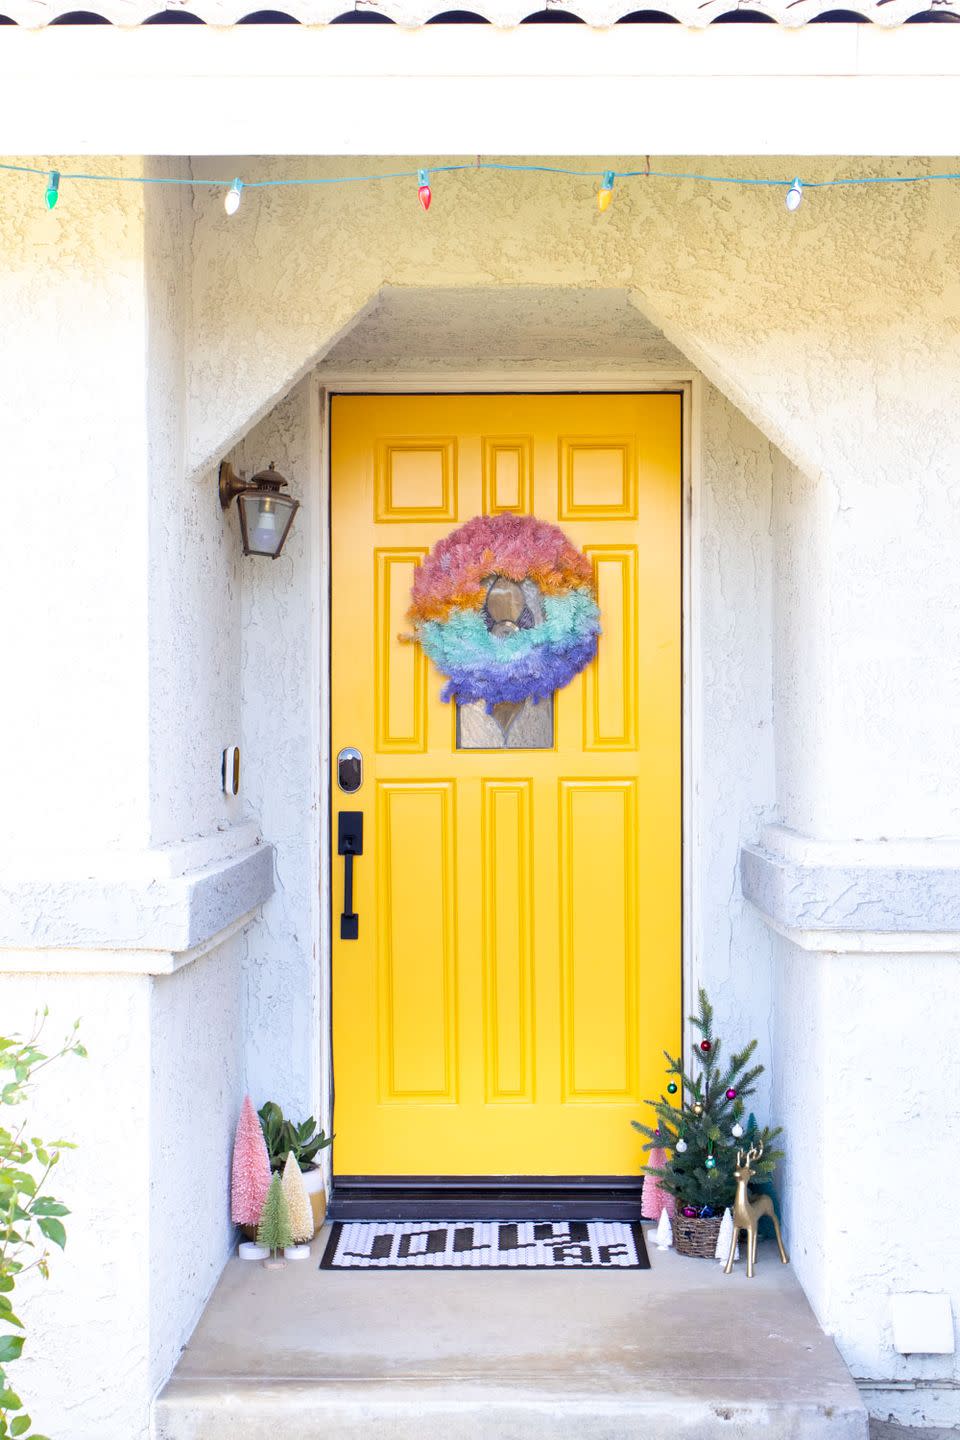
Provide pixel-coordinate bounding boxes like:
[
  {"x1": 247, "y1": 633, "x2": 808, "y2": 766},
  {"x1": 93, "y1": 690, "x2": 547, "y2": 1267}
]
[{"x1": 284, "y1": 1244, "x2": 310, "y2": 1260}]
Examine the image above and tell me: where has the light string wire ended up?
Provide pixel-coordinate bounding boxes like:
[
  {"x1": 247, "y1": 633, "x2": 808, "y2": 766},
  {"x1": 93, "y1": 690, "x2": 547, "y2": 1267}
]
[{"x1": 4, "y1": 157, "x2": 960, "y2": 194}]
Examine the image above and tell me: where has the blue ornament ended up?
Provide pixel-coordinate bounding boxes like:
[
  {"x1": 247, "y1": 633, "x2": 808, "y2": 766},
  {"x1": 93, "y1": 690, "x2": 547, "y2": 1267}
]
[
  {"x1": 704, "y1": 1154, "x2": 717, "y2": 1171},
  {"x1": 699, "y1": 1205, "x2": 716, "y2": 1219}
]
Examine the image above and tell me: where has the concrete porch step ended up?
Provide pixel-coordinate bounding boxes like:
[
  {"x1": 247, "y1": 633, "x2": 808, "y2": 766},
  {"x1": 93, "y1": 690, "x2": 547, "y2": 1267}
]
[{"x1": 154, "y1": 1229, "x2": 868, "y2": 1440}]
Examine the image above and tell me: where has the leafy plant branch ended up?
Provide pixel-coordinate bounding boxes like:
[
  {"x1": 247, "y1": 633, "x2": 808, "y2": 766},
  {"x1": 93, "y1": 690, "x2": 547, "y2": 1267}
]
[{"x1": 0, "y1": 1011, "x2": 85, "y2": 1440}]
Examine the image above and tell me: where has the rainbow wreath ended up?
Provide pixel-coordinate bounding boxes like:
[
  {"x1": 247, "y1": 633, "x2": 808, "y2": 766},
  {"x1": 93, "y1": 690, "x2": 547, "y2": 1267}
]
[{"x1": 408, "y1": 513, "x2": 601, "y2": 708}]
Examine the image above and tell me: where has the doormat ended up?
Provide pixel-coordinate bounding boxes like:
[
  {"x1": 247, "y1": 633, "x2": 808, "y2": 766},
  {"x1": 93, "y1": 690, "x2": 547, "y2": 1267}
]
[{"x1": 320, "y1": 1220, "x2": 650, "y2": 1270}]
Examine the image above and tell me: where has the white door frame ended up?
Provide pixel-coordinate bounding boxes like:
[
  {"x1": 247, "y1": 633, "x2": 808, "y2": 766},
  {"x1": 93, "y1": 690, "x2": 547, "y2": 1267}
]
[{"x1": 311, "y1": 369, "x2": 702, "y2": 1170}]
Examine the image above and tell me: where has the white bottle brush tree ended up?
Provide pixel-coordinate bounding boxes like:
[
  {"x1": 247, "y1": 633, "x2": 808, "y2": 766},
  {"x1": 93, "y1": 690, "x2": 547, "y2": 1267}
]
[{"x1": 632, "y1": 988, "x2": 783, "y2": 1214}]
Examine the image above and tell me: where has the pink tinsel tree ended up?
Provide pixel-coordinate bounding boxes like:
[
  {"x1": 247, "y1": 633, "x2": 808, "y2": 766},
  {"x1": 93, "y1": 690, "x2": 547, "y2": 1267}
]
[
  {"x1": 641, "y1": 1147, "x2": 676, "y2": 1222},
  {"x1": 231, "y1": 1095, "x2": 272, "y2": 1226}
]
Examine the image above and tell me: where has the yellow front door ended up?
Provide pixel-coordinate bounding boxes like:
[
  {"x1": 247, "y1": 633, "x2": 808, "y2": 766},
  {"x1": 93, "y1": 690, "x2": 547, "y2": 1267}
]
[{"x1": 331, "y1": 393, "x2": 681, "y2": 1177}]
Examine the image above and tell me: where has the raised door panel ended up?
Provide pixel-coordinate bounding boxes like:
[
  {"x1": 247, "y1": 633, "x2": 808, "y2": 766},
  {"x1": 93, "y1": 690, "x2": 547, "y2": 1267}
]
[
  {"x1": 559, "y1": 779, "x2": 639, "y2": 1103},
  {"x1": 377, "y1": 781, "x2": 458, "y2": 1101},
  {"x1": 481, "y1": 779, "x2": 535, "y2": 1103}
]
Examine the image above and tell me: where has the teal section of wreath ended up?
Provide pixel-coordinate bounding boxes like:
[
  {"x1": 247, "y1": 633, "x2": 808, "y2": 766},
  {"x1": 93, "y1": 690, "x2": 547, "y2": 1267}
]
[{"x1": 419, "y1": 589, "x2": 600, "y2": 673}]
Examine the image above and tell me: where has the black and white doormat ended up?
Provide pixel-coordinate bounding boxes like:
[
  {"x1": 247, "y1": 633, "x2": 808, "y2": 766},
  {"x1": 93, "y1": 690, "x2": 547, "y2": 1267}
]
[{"x1": 320, "y1": 1220, "x2": 650, "y2": 1270}]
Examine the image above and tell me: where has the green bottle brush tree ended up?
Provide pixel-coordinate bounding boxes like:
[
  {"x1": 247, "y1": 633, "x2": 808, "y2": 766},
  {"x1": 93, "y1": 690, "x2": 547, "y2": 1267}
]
[{"x1": 632, "y1": 988, "x2": 783, "y2": 1215}]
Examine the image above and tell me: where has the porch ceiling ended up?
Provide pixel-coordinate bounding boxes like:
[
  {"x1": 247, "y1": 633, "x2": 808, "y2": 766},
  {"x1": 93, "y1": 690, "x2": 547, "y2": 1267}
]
[{"x1": 319, "y1": 286, "x2": 686, "y2": 372}]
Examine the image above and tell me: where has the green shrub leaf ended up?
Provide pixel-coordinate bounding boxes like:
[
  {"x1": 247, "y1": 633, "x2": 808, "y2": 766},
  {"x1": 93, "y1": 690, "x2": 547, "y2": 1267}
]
[{"x1": 37, "y1": 1219, "x2": 66, "y2": 1250}]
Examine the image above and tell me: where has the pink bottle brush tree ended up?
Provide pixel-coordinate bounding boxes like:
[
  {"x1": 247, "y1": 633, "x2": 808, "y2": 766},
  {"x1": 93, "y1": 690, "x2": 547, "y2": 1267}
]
[
  {"x1": 231, "y1": 1095, "x2": 272, "y2": 1227},
  {"x1": 641, "y1": 1147, "x2": 676, "y2": 1222}
]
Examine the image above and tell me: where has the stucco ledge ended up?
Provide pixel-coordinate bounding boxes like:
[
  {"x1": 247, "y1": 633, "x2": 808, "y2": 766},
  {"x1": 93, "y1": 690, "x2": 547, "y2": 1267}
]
[
  {"x1": 741, "y1": 825, "x2": 960, "y2": 954},
  {"x1": 0, "y1": 843, "x2": 275, "y2": 975}
]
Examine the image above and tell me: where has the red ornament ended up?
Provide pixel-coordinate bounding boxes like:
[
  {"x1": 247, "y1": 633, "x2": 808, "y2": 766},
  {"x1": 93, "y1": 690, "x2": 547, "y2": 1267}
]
[
  {"x1": 417, "y1": 169, "x2": 432, "y2": 211},
  {"x1": 700, "y1": 1040, "x2": 712, "y2": 1053},
  {"x1": 726, "y1": 1088, "x2": 737, "y2": 1100}
]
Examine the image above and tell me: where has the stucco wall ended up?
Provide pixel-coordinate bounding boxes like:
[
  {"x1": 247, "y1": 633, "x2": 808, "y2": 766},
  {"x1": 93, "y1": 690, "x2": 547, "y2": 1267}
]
[
  {"x1": 148, "y1": 940, "x2": 247, "y2": 1394},
  {"x1": 184, "y1": 154, "x2": 960, "y2": 848},
  {"x1": 0, "y1": 948, "x2": 243, "y2": 1439},
  {"x1": 769, "y1": 434, "x2": 960, "y2": 1423},
  {"x1": 145, "y1": 163, "x2": 246, "y2": 851},
  {"x1": 0, "y1": 159, "x2": 153, "y2": 857},
  {"x1": 0, "y1": 161, "x2": 264, "y2": 1440},
  {"x1": 4, "y1": 147, "x2": 960, "y2": 1431},
  {"x1": 227, "y1": 379, "x2": 326, "y2": 1127}
]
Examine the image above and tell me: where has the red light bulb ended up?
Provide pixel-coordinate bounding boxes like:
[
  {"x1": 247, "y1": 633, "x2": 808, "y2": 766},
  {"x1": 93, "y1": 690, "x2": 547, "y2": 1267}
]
[{"x1": 417, "y1": 169, "x2": 432, "y2": 211}]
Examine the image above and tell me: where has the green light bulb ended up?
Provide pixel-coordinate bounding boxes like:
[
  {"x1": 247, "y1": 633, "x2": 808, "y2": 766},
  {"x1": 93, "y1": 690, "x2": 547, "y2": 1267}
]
[{"x1": 45, "y1": 171, "x2": 60, "y2": 210}]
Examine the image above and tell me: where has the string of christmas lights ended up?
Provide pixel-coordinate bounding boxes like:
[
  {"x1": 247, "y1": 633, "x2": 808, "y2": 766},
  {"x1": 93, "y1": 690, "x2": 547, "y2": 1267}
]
[{"x1": 3, "y1": 158, "x2": 960, "y2": 215}]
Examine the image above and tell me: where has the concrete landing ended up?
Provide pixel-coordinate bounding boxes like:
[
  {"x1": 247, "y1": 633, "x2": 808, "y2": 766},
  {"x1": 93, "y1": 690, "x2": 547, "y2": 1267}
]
[{"x1": 154, "y1": 1227, "x2": 868, "y2": 1440}]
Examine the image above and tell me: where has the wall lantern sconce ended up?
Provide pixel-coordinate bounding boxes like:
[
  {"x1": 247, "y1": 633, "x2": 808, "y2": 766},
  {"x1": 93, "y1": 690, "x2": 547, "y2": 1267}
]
[{"x1": 219, "y1": 460, "x2": 300, "y2": 558}]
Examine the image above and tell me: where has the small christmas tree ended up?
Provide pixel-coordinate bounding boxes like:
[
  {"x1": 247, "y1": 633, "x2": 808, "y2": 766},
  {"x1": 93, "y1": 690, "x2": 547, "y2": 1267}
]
[
  {"x1": 641, "y1": 1148, "x2": 675, "y2": 1222},
  {"x1": 653, "y1": 1209, "x2": 673, "y2": 1250},
  {"x1": 256, "y1": 1174, "x2": 293, "y2": 1258},
  {"x1": 715, "y1": 1207, "x2": 739, "y2": 1263},
  {"x1": 281, "y1": 1150, "x2": 315, "y2": 1244},
  {"x1": 231, "y1": 1094, "x2": 272, "y2": 1227},
  {"x1": 632, "y1": 988, "x2": 783, "y2": 1213}
]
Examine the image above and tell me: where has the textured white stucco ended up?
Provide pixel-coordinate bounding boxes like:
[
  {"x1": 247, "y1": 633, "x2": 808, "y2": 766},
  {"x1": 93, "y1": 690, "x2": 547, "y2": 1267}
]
[
  {"x1": 0, "y1": 952, "x2": 244, "y2": 1438},
  {"x1": 772, "y1": 941, "x2": 960, "y2": 1426},
  {"x1": 0, "y1": 160, "x2": 267, "y2": 1439},
  {"x1": 768, "y1": 383, "x2": 960, "y2": 1422},
  {"x1": 4, "y1": 147, "x2": 960, "y2": 1431},
  {"x1": 179, "y1": 152, "x2": 960, "y2": 845},
  {"x1": 227, "y1": 379, "x2": 326, "y2": 1127}
]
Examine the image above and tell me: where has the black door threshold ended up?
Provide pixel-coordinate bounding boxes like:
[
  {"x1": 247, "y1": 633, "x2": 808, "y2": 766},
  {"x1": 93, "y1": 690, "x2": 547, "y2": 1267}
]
[{"x1": 329, "y1": 1176, "x2": 644, "y2": 1222}]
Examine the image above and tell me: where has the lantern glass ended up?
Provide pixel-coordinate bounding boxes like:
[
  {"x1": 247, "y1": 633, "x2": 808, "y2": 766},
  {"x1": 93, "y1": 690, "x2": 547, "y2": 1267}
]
[{"x1": 237, "y1": 491, "x2": 299, "y2": 558}]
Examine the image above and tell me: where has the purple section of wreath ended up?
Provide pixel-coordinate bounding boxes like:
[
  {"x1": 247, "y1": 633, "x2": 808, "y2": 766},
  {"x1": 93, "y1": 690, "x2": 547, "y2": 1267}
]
[{"x1": 440, "y1": 635, "x2": 599, "y2": 708}]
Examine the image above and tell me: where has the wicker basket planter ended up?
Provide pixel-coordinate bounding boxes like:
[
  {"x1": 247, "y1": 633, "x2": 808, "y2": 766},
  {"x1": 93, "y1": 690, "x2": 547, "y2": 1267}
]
[{"x1": 673, "y1": 1211, "x2": 723, "y2": 1259}]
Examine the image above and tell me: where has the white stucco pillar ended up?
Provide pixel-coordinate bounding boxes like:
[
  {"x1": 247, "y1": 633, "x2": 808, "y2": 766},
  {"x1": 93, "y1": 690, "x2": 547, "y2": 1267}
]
[
  {"x1": 744, "y1": 441, "x2": 960, "y2": 1424},
  {"x1": 1, "y1": 158, "x2": 155, "y2": 855},
  {"x1": 0, "y1": 158, "x2": 272, "y2": 1439}
]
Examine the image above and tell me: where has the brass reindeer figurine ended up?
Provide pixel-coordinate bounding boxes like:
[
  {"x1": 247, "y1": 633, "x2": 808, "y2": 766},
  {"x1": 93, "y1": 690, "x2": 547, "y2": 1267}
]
[{"x1": 724, "y1": 1144, "x2": 789, "y2": 1278}]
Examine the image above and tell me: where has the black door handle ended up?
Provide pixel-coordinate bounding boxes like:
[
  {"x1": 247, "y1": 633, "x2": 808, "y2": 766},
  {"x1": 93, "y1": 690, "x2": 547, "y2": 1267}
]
[{"x1": 338, "y1": 811, "x2": 363, "y2": 940}]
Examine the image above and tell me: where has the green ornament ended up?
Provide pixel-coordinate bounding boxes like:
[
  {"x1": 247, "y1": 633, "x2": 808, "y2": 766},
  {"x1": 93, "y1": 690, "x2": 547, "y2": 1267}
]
[
  {"x1": 704, "y1": 1155, "x2": 716, "y2": 1171},
  {"x1": 667, "y1": 1081, "x2": 678, "y2": 1095}
]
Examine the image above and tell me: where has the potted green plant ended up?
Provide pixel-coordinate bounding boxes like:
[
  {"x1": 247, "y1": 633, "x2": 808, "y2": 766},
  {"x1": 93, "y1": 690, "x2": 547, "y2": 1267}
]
[
  {"x1": 258, "y1": 1102, "x2": 332, "y2": 1232},
  {"x1": 632, "y1": 989, "x2": 783, "y2": 1258}
]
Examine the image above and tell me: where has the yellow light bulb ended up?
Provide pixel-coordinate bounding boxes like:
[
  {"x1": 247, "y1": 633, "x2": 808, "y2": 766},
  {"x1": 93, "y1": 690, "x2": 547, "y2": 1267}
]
[{"x1": 597, "y1": 188, "x2": 613, "y2": 213}]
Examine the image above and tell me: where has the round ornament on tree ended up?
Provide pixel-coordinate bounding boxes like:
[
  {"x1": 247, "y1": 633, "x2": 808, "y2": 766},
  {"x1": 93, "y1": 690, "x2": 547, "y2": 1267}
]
[
  {"x1": 692, "y1": 1102, "x2": 704, "y2": 1117},
  {"x1": 726, "y1": 1088, "x2": 738, "y2": 1100},
  {"x1": 675, "y1": 1137, "x2": 688, "y2": 1153},
  {"x1": 732, "y1": 1123, "x2": 744, "y2": 1138},
  {"x1": 700, "y1": 1040, "x2": 712, "y2": 1053}
]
